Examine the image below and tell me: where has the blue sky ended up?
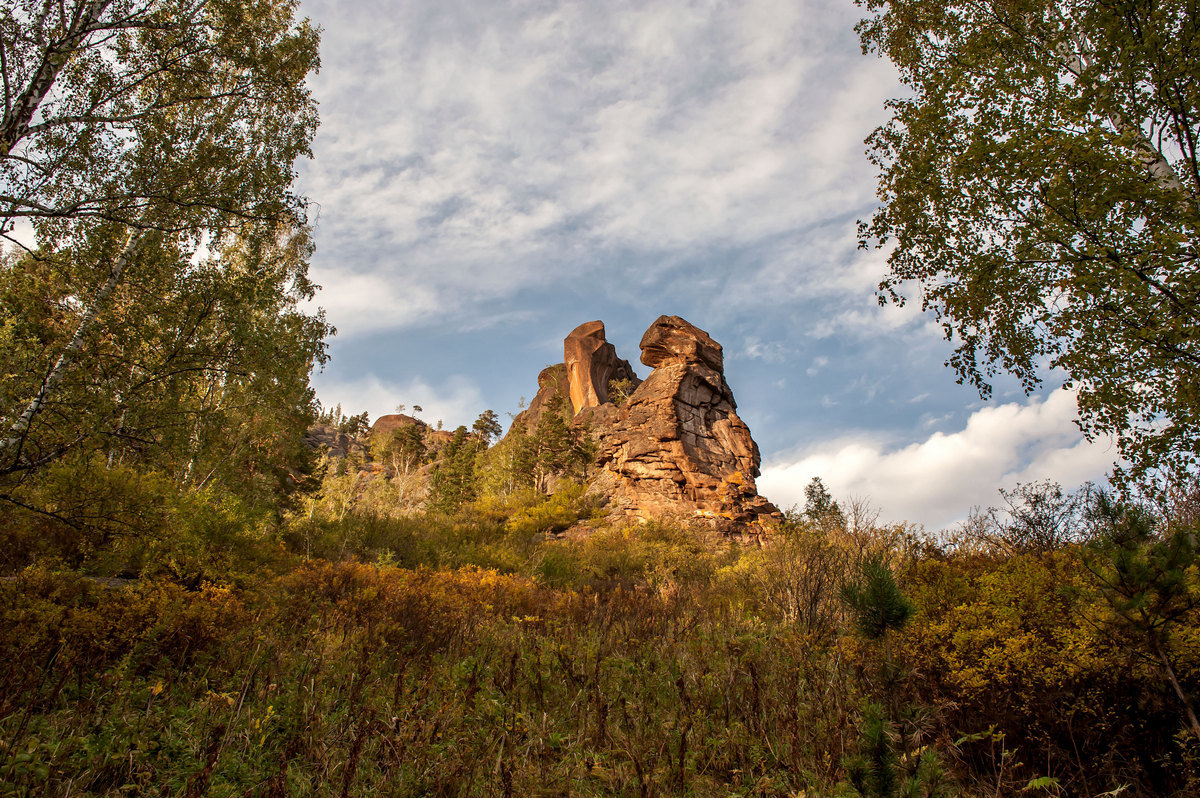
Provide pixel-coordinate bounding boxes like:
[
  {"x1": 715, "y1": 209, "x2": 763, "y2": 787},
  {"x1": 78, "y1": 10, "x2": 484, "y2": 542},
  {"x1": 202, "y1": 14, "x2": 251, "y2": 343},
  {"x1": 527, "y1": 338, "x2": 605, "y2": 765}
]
[{"x1": 296, "y1": 0, "x2": 1116, "y2": 530}]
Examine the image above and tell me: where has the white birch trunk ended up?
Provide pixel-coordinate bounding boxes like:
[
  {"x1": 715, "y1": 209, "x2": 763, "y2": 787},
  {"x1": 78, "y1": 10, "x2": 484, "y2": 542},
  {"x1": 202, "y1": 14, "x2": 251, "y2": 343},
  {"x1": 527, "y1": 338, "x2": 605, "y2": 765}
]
[
  {"x1": 1053, "y1": 36, "x2": 1195, "y2": 211},
  {"x1": 0, "y1": 231, "x2": 143, "y2": 464},
  {"x1": 0, "y1": 0, "x2": 113, "y2": 157}
]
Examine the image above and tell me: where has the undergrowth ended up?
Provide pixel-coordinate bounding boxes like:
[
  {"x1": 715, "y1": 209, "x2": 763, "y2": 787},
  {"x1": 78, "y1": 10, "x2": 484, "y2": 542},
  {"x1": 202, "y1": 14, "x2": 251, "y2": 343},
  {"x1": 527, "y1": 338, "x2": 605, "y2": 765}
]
[{"x1": 2, "y1": 487, "x2": 1198, "y2": 796}]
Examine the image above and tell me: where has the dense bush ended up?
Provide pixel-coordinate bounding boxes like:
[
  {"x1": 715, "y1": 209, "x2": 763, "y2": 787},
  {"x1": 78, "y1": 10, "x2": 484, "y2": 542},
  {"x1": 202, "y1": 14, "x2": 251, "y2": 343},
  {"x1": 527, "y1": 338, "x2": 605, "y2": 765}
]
[{"x1": 3, "y1": 483, "x2": 1198, "y2": 795}]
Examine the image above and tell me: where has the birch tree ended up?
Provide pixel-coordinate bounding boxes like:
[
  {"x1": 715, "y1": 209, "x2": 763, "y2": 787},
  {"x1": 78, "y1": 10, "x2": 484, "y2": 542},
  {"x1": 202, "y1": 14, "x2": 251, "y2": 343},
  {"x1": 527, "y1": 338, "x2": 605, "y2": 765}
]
[
  {"x1": 0, "y1": 0, "x2": 317, "y2": 237},
  {"x1": 0, "y1": 0, "x2": 325, "y2": 537},
  {"x1": 858, "y1": 0, "x2": 1200, "y2": 487},
  {"x1": 0, "y1": 0, "x2": 320, "y2": 482}
]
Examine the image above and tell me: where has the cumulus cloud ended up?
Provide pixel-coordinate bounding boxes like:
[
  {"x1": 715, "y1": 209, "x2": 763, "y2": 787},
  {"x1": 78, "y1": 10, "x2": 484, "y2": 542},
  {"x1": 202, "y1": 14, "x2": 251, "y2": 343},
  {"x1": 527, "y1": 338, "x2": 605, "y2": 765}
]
[{"x1": 757, "y1": 389, "x2": 1117, "y2": 531}]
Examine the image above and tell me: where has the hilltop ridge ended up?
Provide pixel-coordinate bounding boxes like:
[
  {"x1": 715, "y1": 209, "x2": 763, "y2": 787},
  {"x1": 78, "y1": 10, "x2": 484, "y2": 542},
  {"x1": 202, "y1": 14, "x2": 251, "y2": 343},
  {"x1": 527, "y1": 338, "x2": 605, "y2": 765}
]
[
  {"x1": 505, "y1": 315, "x2": 780, "y2": 532},
  {"x1": 307, "y1": 316, "x2": 780, "y2": 534}
]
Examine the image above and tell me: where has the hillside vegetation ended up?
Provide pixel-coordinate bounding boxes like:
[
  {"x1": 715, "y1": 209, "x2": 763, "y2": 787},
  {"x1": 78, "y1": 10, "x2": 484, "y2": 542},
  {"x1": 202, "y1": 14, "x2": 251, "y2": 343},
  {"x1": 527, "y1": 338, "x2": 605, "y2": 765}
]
[
  {"x1": 2, "y1": 0, "x2": 1198, "y2": 795},
  {"x1": 3, "y1": 410, "x2": 1199, "y2": 796}
]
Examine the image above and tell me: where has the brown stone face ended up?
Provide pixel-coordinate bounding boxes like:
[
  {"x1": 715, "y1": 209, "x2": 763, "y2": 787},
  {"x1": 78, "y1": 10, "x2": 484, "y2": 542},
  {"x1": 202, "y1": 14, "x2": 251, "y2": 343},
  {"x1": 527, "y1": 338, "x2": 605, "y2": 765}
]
[
  {"x1": 639, "y1": 315, "x2": 723, "y2": 371},
  {"x1": 563, "y1": 320, "x2": 639, "y2": 415},
  {"x1": 502, "y1": 316, "x2": 779, "y2": 533}
]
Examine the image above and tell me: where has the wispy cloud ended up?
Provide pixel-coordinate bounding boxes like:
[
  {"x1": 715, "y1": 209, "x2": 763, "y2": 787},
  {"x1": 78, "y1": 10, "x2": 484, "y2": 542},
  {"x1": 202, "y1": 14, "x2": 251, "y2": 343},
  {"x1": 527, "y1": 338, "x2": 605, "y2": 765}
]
[
  {"x1": 741, "y1": 336, "x2": 789, "y2": 363},
  {"x1": 298, "y1": 0, "x2": 902, "y2": 338},
  {"x1": 294, "y1": 1, "x2": 1126, "y2": 527}
]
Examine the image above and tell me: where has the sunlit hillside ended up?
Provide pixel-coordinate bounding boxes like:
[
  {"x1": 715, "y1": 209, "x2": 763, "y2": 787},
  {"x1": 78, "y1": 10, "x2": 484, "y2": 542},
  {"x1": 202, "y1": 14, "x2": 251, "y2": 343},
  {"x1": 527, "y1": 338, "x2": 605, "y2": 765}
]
[{"x1": 3, "y1": 0, "x2": 1198, "y2": 796}]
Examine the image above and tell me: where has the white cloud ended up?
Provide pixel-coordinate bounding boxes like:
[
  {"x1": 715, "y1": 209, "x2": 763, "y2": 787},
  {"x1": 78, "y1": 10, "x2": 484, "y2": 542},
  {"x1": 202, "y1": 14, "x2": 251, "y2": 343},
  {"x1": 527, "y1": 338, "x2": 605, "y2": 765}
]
[
  {"x1": 757, "y1": 389, "x2": 1117, "y2": 531},
  {"x1": 297, "y1": 0, "x2": 903, "y2": 337},
  {"x1": 310, "y1": 371, "x2": 487, "y2": 432},
  {"x1": 743, "y1": 336, "x2": 789, "y2": 363},
  {"x1": 306, "y1": 271, "x2": 443, "y2": 336},
  {"x1": 807, "y1": 300, "x2": 935, "y2": 341},
  {"x1": 0, "y1": 218, "x2": 36, "y2": 253}
]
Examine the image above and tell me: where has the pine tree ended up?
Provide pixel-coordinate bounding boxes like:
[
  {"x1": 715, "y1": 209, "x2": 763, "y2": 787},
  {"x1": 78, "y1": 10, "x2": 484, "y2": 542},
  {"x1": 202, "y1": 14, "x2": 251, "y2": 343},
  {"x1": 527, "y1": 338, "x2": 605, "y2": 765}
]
[
  {"x1": 841, "y1": 555, "x2": 914, "y2": 641},
  {"x1": 429, "y1": 426, "x2": 481, "y2": 513},
  {"x1": 1085, "y1": 494, "x2": 1200, "y2": 738}
]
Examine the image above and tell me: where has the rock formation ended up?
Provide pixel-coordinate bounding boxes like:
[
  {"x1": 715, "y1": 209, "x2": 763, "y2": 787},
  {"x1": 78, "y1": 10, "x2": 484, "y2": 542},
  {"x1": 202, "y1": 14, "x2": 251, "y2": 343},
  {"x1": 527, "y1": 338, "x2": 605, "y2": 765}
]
[
  {"x1": 302, "y1": 424, "x2": 361, "y2": 460},
  {"x1": 510, "y1": 316, "x2": 779, "y2": 531},
  {"x1": 371, "y1": 413, "x2": 455, "y2": 453},
  {"x1": 371, "y1": 413, "x2": 423, "y2": 436},
  {"x1": 593, "y1": 316, "x2": 779, "y2": 529},
  {"x1": 563, "y1": 321, "x2": 640, "y2": 415}
]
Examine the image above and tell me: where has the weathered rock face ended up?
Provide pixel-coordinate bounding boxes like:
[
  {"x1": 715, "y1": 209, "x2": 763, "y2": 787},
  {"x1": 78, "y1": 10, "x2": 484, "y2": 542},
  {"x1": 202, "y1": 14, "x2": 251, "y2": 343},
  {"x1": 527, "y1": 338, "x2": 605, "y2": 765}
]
[
  {"x1": 507, "y1": 315, "x2": 779, "y2": 531},
  {"x1": 371, "y1": 413, "x2": 423, "y2": 436},
  {"x1": 303, "y1": 424, "x2": 360, "y2": 460},
  {"x1": 564, "y1": 320, "x2": 640, "y2": 415},
  {"x1": 639, "y1": 314, "x2": 723, "y2": 371},
  {"x1": 593, "y1": 316, "x2": 779, "y2": 529},
  {"x1": 507, "y1": 364, "x2": 572, "y2": 433}
]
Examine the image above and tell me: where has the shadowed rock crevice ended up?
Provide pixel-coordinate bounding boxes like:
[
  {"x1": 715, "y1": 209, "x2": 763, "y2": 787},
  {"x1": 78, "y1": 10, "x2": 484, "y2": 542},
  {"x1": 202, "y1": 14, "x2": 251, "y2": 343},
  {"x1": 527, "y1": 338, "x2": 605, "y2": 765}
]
[
  {"x1": 509, "y1": 315, "x2": 779, "y2": 532},
  {"x1": 564, "y1": 320, "x2": 640, "y2": 415}
]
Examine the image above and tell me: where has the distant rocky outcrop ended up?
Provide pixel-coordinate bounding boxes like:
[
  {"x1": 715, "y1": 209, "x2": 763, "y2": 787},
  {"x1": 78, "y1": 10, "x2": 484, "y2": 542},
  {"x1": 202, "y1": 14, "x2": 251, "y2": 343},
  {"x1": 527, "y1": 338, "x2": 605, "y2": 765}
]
[
  {"x1": 303, "y1": 424, "x2": 362, "y2": 460},
  {"x1": 510, "y1": 316, "x2": 779, "y2": 532},
  {"x1": 371, "y1": 413, "x2": 423, "y2": 436},
  {"x1": 303, "y1": 423, "x2": 392, "y2": 474},
  {"x1": 371, "y1": 413, "x2": 456, "y2": 454}
]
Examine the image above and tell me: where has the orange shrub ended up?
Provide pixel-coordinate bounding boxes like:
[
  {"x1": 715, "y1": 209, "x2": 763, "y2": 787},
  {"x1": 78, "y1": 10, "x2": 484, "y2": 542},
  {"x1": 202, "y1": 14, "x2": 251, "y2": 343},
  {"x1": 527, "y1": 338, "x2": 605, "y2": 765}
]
[
  {"x1": 0, "y1": 567, "x2": 249, "y2": 683},
  {"x1": 275, "y1": 560, "x2": 552, "y2": 652}
]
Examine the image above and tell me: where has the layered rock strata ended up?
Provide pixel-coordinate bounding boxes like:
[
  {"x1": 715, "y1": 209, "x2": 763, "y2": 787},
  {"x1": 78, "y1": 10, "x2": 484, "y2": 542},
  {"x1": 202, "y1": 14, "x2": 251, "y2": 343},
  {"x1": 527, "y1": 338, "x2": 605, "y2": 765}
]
[
  {"x1": 510, "y1": 316, "x2": 779, "y2": 531},
  {"x1": 593, "y1": 316, "x2": 779, "y2": 528},
  {"x1": 564, "y1": 320, "x2": 640, "y2": 415}
]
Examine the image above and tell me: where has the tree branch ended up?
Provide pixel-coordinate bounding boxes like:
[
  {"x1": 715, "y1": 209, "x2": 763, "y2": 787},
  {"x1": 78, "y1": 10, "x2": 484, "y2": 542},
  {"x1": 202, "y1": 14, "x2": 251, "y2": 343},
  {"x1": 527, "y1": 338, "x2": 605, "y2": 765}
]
[
  {"x1": 0, "y1": 0, "x2": 115, "y2": 157},
  {"x1": 0, "y1": 229, "x2": 143, "y2": 469}
]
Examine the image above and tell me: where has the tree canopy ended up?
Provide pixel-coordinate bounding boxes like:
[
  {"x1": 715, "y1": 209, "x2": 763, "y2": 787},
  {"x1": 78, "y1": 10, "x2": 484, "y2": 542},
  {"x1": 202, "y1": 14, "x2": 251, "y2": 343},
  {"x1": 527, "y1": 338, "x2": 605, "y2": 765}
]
[
  {"x1": 0, "y1": 0, "x2": 326, "y2": 540},
  {"x1": 857, "y1": 0, "x2": 1200, "y2": 487},
  {"x1": 0, "y1": 0, "x2": 318, "y2": 242}
]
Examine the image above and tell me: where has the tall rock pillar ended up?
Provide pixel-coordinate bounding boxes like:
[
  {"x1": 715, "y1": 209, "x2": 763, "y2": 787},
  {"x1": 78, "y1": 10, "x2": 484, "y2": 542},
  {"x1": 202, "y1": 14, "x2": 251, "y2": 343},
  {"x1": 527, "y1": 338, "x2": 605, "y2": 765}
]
[
  {"x1": 563, "y1": 320, "x2": 639, "y2": 415},
  {"x1": 594, "y1": 315, "x2": 780, "y2": 529}
]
